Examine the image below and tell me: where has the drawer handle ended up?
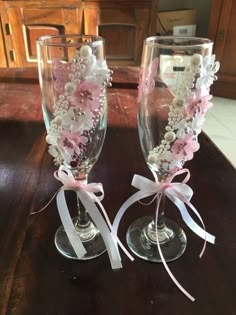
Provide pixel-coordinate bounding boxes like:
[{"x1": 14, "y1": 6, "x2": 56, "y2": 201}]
[
  {"x1": 218, "y1": 29, "x2": 225, "y2": 41},
  {"x1": 5, "y1": 23, "x2": 11, "y2": 35},
  {"x1": 9, "y1": 50, "x2": 15, "y2": 62}
]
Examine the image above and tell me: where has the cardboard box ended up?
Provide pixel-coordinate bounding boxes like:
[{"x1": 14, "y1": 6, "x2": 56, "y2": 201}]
[
  {"x1": 159, "y1": 55, "x2": 192, "y2": 91},
  {"x1": 156, "y1": 9, "x2": 197, "y2": 36}
]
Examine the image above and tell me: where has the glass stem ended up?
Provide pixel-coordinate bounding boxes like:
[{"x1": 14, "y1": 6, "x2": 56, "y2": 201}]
[
  {"x1": 150, "y1": 193, "x2": 166, "y2": 232},
  {"x1": 156, "y1": 194, "x2": 166, "y2": 229},
  {"x1": 155, "y1": 175, "x2": 167, "y2": 230},
  {"x1": 70, "y1": 170, "x2": 91, "y2": 230},
  {"x1": 75, "y1": 197, "x2": 90, "y2": 228},
  {"x1": 71, "y1": 172, "x2": 99, "y2": 242},
  {"x1": 144, "y1": 193, "x2": 172, "y2": 244}
]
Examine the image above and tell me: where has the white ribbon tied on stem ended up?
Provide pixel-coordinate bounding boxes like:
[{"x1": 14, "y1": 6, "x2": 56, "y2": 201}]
[
  {"x1": 113, "y1": 168, "x2": 215, "y2": 301},
  {"x1": 32, "y1": 165, "x2": 133, "y2": 270}
]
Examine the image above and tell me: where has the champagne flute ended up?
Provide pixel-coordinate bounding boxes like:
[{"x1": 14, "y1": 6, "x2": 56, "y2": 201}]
[
  {"x1": 126, "y1": 36, "x2": 219, "y2": 262},
  {"x1": 37, "y1": 34, "x2": 112, "y2": 260}
]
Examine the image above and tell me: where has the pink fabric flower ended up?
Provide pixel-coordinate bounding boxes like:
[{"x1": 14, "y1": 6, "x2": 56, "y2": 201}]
[
  {"x1": 70, "y1": 80, "x2": 101, "y2": 111},
  {"x1": 171, "y1": 133, "x2": 200, "y2": 161},
  {"x1": 52, "y1": 59, "x2": 70, "y2": 93},
  {"x1": 186, "y1": 94, "x2": 212, "y2": 117},
  {"x1": 137, "y1": 57, "x2": 159, "y2": 102},
  {"x1": 57, "y1": 130, "x2": 88, "y2": 163}
]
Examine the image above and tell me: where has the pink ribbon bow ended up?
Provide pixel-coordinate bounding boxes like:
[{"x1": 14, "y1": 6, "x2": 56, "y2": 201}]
[
  {"x1": 32, "y1": 165, "x2": 133, "y2": 270},
  {"x1": 113, "y1": 168, "x2": 215, "y2": 301}
]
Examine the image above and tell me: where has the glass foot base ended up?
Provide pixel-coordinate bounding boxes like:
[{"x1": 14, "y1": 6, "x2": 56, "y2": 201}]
[
  {"x1": 55, "y1": 217, "x2": 106, "y2": 260},
  {"x1": 126, "y1": 216, "x2": 187, "y2": 262}
]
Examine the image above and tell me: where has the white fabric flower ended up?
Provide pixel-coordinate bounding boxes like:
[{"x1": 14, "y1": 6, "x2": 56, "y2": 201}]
[
  {"x1": 86, "y1": 59, "x2": 110, "y2": 86},
  {"x1": 175, "y1": 119, "x2": 190, "y2": 138},
  {"x1": 160, "y1": 150, "x2": 172, "y2": 161},
  {"x1": 48, "y1": 145, "x2": 63, "y2": 165},
  {"x1": 196, "y1": 55, "x2": 220, "y2": 89},
  {"x1": 191, "y1": 115, "x2": 205, "y2": 135},
  {"x1": 62, "y1": 107, "x2": 94, "y2": 133}
]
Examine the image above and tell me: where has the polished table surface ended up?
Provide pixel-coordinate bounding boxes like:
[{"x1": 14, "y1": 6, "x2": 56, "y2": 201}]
[{"x1": 1, "y1": 68, "x2": 236, "y2": 315}]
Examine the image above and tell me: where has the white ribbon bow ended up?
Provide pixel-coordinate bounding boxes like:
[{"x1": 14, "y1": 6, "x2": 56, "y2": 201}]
[
  {"x1": 113, "y1": 169, "x2": 215, "y2": 301},
  {"x1": 32, "y1": 165, "x2": 133, "y2": 270}
]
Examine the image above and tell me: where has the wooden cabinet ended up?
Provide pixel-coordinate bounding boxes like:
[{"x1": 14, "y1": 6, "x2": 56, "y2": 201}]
[
  {"x1": 0, "y1": 1, "x2": 83, "y2": 67},
  {"x1": 0, "y1": 0, "x2": 157, "y2": 68},
  {"x1": 84, "y1": 1, "x2": 156, "y2": 66},
  {"x1": 208, "y1": 0, "x2": 236, "y2": 98},
  {"x1": 0, "y1": 7, "x2": 7, "y2": 67}
]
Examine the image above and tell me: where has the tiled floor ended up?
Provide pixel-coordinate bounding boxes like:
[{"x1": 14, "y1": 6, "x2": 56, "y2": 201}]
[{"x1": 203, "y1": 96, "x2": 236, "y2": 168}]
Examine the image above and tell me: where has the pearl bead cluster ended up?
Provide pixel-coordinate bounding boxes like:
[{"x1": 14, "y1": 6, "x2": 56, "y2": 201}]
[
  {"x1": 54, "y1": 94, "x2": 70, "y2": 116},
  {"x1": 147, "y1": 54, "x2": 203, "y2": 175},
  {"x1": 174, "y1": 54, "x2": 200, "y2": 100},
  {"x1": 47, "y1": 44, "x2": 111, "y2": 166},
  {"x1": 167, "y1": 105, "x2": 184, "y2": 130}
]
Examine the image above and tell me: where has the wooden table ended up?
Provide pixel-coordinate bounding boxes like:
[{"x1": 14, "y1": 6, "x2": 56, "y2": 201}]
[{"x1": 1, "y1": 68, "x2": 236, "y2": 315}]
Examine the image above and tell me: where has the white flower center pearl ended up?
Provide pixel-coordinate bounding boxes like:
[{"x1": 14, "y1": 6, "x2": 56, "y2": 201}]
[
  {"x1": 148, "y1": 153, "x2": 158, "y2": 164},
  {"x1": 164, "y1": 131, "x2": 176, "y2": 142},
  {"x1": 80, "y1": 45, "x2": 92, "y2": 58},
  {"x1": 65, "y1": 82, "x2": 76, "y2": 94},
  {"x1": 55, "y1": 116, "x2": 62, "y2": 125},
  {"x1": 173, "y1": 97, "x2": 184, "y2": 107},
  {"x1": 191, "y1": 54, "x2": 203, "y2": 66},
  {"x1": 46, "y1": 135, "x2": 53, "y2": 144}
]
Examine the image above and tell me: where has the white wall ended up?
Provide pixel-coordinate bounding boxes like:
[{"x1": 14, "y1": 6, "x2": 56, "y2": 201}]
[{"x1": 158, "y1": 0, "x2": 212, "y2": 37}]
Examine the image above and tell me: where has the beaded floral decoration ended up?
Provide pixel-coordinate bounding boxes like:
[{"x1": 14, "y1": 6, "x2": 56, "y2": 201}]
[
  {"x1": 138, "y1": 54, "x2": 220, "y2": 176},
  {"x1": 45, "y1": 45, "x2": 112, "y2": 167}
]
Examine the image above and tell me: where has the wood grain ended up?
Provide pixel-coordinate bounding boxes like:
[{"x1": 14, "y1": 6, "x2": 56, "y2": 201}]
[
  {"x1": 0, "y1": 6, "x2": 7, "y2": 67},
  {"x1": 208, "y1": 0, "x2": 236, "y2": 98},
  {"x1": 208, "y1": 0, "x2": 223, "y2": 42},
  {"x1": 0, "y1": 69, "x2": 236, "y2": 314}
]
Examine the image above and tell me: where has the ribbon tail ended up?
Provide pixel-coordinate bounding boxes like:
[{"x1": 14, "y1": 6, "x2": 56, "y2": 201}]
[
  {"x1": 30, "y1": 190, "x2": 59, "y2": 215},
  {"x1": 166, "y1": 191, "x2": 215, "y2": 244},
  {"x1": 90, "y1": 192, "x2": 134, "y2": 261},
  {"x1": 56, "y1": 190, "x2": 87, "y2": 258},
  {"x1": 77, "y1": 190, "x2": 122, "y2": 270},
  {"x1": 166, "y1": 191, "x2": 215, "y2": 258},
  {"x1": 113, "y1": 190, "x2": 154, "y2": 235},
  {"x1": 155, "y1": 193, "x2": 195, "y2": 302}
]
